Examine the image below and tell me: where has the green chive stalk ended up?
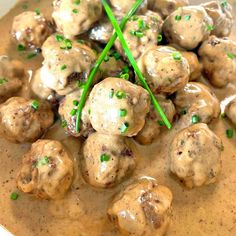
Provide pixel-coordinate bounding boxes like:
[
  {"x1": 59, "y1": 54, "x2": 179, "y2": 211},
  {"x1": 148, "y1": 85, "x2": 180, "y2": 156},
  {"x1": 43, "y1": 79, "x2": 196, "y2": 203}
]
[
  {"x1": 102, "y1": 0, "x2": 172, "y2": 129},
  {"x1": 75, "y1": 0, "x2": 144, "y2": 132}
]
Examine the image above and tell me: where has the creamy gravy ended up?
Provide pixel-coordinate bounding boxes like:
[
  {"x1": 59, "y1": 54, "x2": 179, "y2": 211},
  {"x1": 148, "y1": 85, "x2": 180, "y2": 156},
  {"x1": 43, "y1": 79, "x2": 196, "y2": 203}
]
[{"x1": 0, "y1": 0, "x2": 236, "y2": 235}]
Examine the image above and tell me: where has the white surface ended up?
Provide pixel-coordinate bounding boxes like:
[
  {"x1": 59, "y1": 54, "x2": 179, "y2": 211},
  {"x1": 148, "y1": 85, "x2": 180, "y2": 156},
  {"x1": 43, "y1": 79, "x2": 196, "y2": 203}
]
[{"x1": 0, "y1": 0, "x2": 17, "y2": 17}]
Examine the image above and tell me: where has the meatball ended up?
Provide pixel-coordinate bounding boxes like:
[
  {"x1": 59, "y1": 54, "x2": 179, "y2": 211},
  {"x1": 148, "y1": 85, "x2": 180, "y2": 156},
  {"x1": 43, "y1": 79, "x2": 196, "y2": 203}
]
[
  {"x1": 81, "y1": 133, "x2": 136, "y2": 188},
  {"x1": 41, "y1": 34, "x2": 98, "y2": 95},
  {"x1": 170, "y1": 123, "x2": 222, "y2": 188},
  {"x1": 174, "y1": 82, "x2": 220, "y2": 125},
  {"x1": 0, "y1": 97, "x2": 54, "y2": 143},
  {"x1": 17, "y1": 139, "x2": 74, "y2": 199},
  {"x1": 100, "y1": 55, "x2": 130, "y2": 79},
  {"x1": 0, "y1": 56, "x2": 24, "y2": 102},
  {"x1": 58, "y1": 89, "x2": 93, "y2": 137},
  {"x1": 11, "y1": 11, "x2": 53, "y2": 49},
  {"x1": 108, "y1": 178, "x2": 173, "y2": 236},
  {"x1": 148, "y1": 0, "x2": 189, "y2": 18},
  {"x1": 89, "y1": 18, "x2": 113, "y2": 44},
  {"x1": 137, "y1": 46, "x2": 190, "y2": 93},
  {"x1": 163, "y1": 6, "x2": 213, "y2": 50},
  {"x1": 198, "y1": 36, "x2": 236, "y2": 87},
  {"x1": 136, "y1": 95, "x2": 176, "y2": 145},
  {"x1": 180, "y1": 51, "x2": 202, "y2": 81},
  {"x1": 110, "y1": 0, "x2": 148, "y2": 15},
  {"x1": 115, "y1": 13, "x2": 163, "y2": 60},
  {"x1": 31, "y1": 69, "x2": 56, "y2": 101},
  {"x1": 88, "y1": 77, "x2": 150, "y2": 137},
  {"x1": 52, "y1": 0, "x2": 102, "y2": 38},
  {"x1": 225, "y1": 97, "x2": 236, "y2": 126},
  {"x1": 202, "y1": 1, "x2": 233, "y2": 37}
]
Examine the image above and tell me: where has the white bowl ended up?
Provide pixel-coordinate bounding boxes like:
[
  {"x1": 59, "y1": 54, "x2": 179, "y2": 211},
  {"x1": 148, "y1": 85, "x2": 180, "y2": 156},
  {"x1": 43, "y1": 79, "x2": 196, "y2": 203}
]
[{"x1": 0, "y1": 0, "x2": 17, "y2": 18}]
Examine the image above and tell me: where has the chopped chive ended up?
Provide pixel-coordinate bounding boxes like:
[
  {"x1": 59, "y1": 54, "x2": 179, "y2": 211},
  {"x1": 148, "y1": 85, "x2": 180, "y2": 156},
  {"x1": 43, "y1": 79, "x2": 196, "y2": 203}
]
[
  {"x1": 184, "y1": 15, "x2": 191, "y2": 21},
  {"x1": 104, "y1": 55, "x2": 110, "y2": 62},
  {"x1": 227, "y1": 53, "x2": 235, "y2": 59},
  {"x1": 130, "y1": 15, "x2": 139, "y2": 21},
  {"x1": 61, "y1": 120, "x2": 67, "y2": 128},
  {"x1": 55, "y1": 34, "x2": 64, "y2": 42},
  {"x1": 220, "y1": 0, "x2": 228, "y2": 8},
  {"x1": 116, "y1": 91, "x2": 126, "y2": 99},
  {"x1": 109, "y1": 89, "x2": 115, "y2": 98},
  {"x1": 110, "y1": 51, "x2": 121, "y2": 60},
  {"x1": 157, "y1": 34, "x2": 162, "y2": 43},
  {"x1": 102, "y1": 0, "x2": 171, "y2": 130},
  {"x1": 31, "y1": 100, "x2": 39, "y2": 110},
  {"x1": 226, "y1": 128, "x2": 234, "y2": 138},
  {"x1": 120, "y1": 122, "x2": 129, "y2": 133},
  {"x1": 206, "y1": 24, "x2": 214, "y2": 31},
  {"x1": 17, "y1": 44, "x2": 25, "y2": 51},
  {"x1": 71, "y1": 108, "x2": 77, "y2": 116},
  {"x1": 175, "y1": 15, "x2": 181, "y2": 21},
  {"x1": 10, "y1": 192, "x2": 19, "y2": 200},
  {"x1": 75, "y1": 0, "x2": 151, "y2": 133},
  {"x1": 122, "y1": 65, "x2": 129, "y2": 73},
  {"x1": 72, "y1": 9, "x2": 79, "y2": 14},
  {"x1": 36, "y1": 156, "x2": 50, "y2": 168},
  {"x1": 22, "y1": 3, "x2": 28, "y2": 10},
  {"x1": 61, "y1": 64, "x2": 67, "y2": 70},
  {"x1": 119, "y1": 109, "x2": 127, "y2": 117},
  {"x1": 0, "y1": 78, "x2": 8, "y2": 85},
  {"x1": 77, "y1": 81, "x2": 86, "y2": 88},
  {"x1": 27, "y1": 52, "x2": 37, "y2": 59},
  {"x1": 73, "y1": 100, "x2": 79, "y2": 106},
  {"x1": 60, "y1": 39, "x2": 72, "y2": 50},
  {"x1": 191, "y1": 115, "x2": 200, "y2": 124},
  {"x1": 74, "y1": 0, "x2": 80, "y2": 5},
  {"x1": 130, "y1": 30, "x2": 144, "y2": 38},
  {"x1": 100, "y1": 153, "x2": 110, "y2": 162},
  {"x1": 120, "y1": 73, "x2": 129, "y2": 80},
  {"x1": 35, "y1": 9, "x2": 40, "y2": 15},
  {"x1": 180, "y1": 108, "x2": 187, "y2": 115},
  {"x1": 157, "y1": 120, "x2": 164, "y2": 126},
  {"x1": 172, "y1": 51, "x2": 182, "y2": 61},
  {"x1": 220, "y1": 113, "x2": 226, "y2": 119},
  {"x1": 77, "y1": 39, "x2": 85, "y2": 44}
]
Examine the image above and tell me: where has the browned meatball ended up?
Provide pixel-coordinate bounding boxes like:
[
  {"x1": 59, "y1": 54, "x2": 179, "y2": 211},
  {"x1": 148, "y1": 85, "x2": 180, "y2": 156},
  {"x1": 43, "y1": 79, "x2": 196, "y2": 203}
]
[
  {"x1": 0, "y1": 56, "x2": 24, "y2": 102},
  {"x1": 89, "y1": 18, "x2": 114, "y2": 44},
  {"x1": 137, "y1": 46, "x2": 190, "y2": 93},
  {"x1": 169, "y1": 123, "x2": 222, "y2": 188},
  {"x1": 174, "y1": 82, "x2": 220, "y2": 126},
  {"x1": 31, "y1": 69, "x2": 56, "y2": 101},
  {"x1": 225, "y1": 97, "x2": 236, "y2": 126},
  {"x1": 108, "y1": 178, "x2": 173, "y2": 236},
  {"x1": 41, "y1": 34, "x2": 98, "y2": 95},
  {"x1": 163, "y1": 6, "x2": 213, "y2": 50},
  {"x1": 148, "y1": 0, "x2": 189, "y2": 18},
  {"x1": 202, "y1": 1, "x2": 233, "y2": 37},
  {"x1": 11, "y1": 11, "x2": 53, "y2": 49},
  {"x1": 135, "y1": 94, "x2": 176, "y2": 145},
  {"x1": 0, "y1": 97, "x2": 54, "y2": 143},
  {"x1": 17, "y1": 139, "x2": 74, "y2": 199},
  {"x1": 52, "y1": 0, "x2": 102, "y2": 38},
  {"x1": 198, "y1": 36, "x2": 236, "y2": 87},
  {"x1": 115, "y1": 13, "x2": 163, "y2": 59},
  {"x1": 58, "y1": 90, "x2": 93, "y2": 138},
  {"x1": 88, "y1": 77, "x2": 150, "y2": 137},
  {"x1": 81, "y1": 132, "x2": 136, "y2": 188}
]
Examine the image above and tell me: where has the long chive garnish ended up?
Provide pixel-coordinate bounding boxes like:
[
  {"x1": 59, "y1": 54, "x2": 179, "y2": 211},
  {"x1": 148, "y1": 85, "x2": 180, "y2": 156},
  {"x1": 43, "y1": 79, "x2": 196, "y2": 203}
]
[
  {"x1": 75, "y1": 0, "x2": 144, "y2": 132},
  {"x1": 102, "y1": 0, "x2": 172, "y2": 129}
]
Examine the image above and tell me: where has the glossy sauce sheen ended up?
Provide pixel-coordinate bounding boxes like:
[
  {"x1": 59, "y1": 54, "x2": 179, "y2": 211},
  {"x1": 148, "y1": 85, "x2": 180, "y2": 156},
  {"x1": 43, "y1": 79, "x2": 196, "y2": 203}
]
[{"x1": 0, "y1": 0, "x2": 236, "y2": 235}]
